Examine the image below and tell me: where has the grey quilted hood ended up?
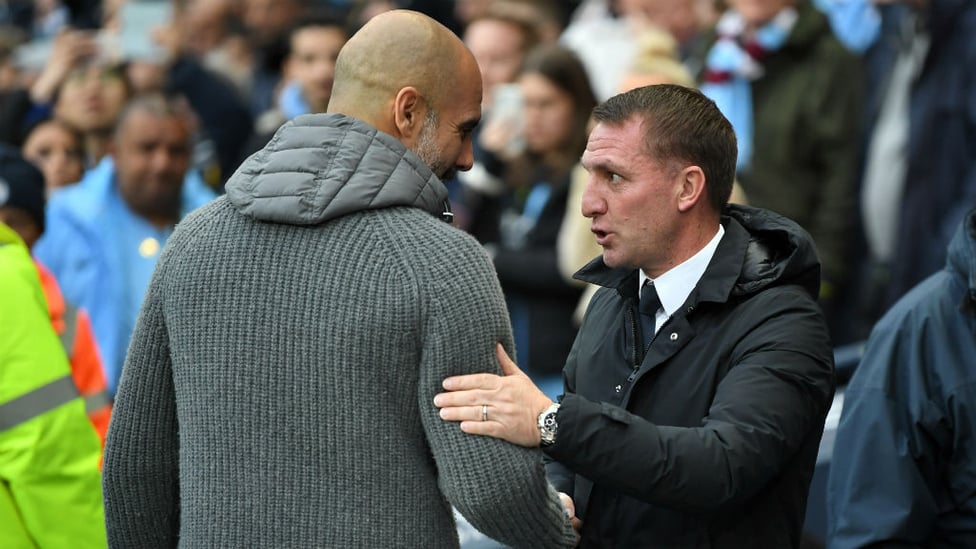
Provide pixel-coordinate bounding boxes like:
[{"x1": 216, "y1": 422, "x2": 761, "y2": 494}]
[{"x1": 226, "y1": 113, "x2": 451, "y2": 225}]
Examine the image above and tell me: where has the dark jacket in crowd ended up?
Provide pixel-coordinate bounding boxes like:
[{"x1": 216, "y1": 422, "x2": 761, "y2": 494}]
[
  {"x1": 167, "y1": 56, "x2": 254, "y2": 186},
  {"x1": 827, "y1": 208, "x2": 976, "y2": 548},
  {"x1": 545, "y1": 204, "x2": 836, "y2": 548},
  {"x1": 492, "y1": 171, "x2": 583, "y2": 378},
  {"x1": 700, "y1": 0, "x2": 864, "y2": 294},
  {"x1": 885, "y1": 0, "x2": 976, "y2": 306}
]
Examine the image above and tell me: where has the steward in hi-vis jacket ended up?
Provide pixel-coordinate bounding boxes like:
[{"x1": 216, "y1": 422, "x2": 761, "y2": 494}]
[{"x1": 0, "y1": 222, "x2": 105, "y2": 548}]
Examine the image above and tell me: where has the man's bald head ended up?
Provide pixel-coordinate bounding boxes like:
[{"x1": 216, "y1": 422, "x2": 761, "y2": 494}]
[{"x1": 328, "y1": 10, "x2": 481, "y2": 131}]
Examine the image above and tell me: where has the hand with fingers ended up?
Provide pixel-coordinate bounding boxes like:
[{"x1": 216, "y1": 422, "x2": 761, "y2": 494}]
[
  {"x1": 559, "y1": 492, "x2": 582, "y2": 532},
  {"x1": 434, "y1": 343, "x2": 553, "y2": 447},
  {"x1": 29, "y1": 29, "x2": 100, "y2": 104}
]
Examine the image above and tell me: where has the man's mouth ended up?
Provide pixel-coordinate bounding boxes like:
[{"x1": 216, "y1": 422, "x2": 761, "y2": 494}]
[{"x1": 592, "y1": 228, "x2": 610, "y2": 245}]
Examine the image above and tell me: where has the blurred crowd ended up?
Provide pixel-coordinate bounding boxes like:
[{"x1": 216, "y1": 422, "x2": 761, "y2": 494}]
[{"x1": 0, "y1": 0, "x2": 973, "y2": 546}]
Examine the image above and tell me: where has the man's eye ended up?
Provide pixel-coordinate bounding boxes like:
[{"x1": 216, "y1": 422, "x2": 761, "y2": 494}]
[{"x1": 610, "y1": 173, "x2": 623, "y2": 183}]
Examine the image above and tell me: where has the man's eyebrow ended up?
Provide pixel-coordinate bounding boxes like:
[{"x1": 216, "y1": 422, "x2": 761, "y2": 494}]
[{"x1": 582, "y1": 157, "x2": 621, "y2": 172}]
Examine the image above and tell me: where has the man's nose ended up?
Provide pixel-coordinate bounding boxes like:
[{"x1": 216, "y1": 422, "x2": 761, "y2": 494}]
[
  {"x1": 456, "y1": 140, "x2": 474, "y2": 172},
  {"x1": 580, "y1": 178, "x2": 604, "y2": 218}
]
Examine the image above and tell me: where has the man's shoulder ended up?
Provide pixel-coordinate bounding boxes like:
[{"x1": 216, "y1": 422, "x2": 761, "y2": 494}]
[
  {"x1": 46, "y1": 179, "x2": 106, "y2": 220},
  {"x1": 46, "y1": 159, "x2": 123, "y2": 226},
  {"x1": 728, "y1": 283, "x2": 823, "y2": 327},
  {"x1": 166, "y1": 197, "x2": 236, "y2": 250},
  {"x1": 371, "y1": 206, "x2": 482, "y2": 248},
  {"x1": 874, "y1": 271, "x2": 958, "y2": 335},
  {"x1": 366, "y1": 207, "x2": 496, "y2": 282}
]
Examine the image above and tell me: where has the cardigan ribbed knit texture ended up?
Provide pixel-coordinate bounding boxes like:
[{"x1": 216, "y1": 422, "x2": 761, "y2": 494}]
[{"x1": 102, "y1": 114, "x2": 576, "y2": 548}]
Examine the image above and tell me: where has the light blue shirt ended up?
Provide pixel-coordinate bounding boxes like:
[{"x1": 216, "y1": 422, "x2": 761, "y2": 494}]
[{"x1": 34, "y1": 156, "x2": 216, "y2": 394}]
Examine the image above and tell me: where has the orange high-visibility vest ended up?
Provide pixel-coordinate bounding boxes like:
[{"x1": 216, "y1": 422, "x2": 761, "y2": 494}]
[{"x1": 35, "y1": 259, "x2": 112, "y2": 448}]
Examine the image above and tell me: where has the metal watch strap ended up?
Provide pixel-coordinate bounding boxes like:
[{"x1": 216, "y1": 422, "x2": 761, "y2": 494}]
[{"x1": 538, "y1": 402, "x2": 560, "y2": 447}]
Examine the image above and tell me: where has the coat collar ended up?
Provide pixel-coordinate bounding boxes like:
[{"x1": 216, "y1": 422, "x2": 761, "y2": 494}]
[
  {"x1": 574, "y1": 214, "x2": 749, "y2": 308},
  {"x1": 573, "y1": 203, "x2": 822, "y2": 307}
]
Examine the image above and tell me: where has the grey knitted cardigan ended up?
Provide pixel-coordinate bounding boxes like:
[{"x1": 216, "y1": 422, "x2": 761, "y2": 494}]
[{"x1": 102, "y1": 114, "x2": 576, "y2": 548}]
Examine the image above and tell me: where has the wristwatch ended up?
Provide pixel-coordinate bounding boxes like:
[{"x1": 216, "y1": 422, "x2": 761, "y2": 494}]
[{"x1": 538, "y1": 403, "x2": 561, "y2": 447}]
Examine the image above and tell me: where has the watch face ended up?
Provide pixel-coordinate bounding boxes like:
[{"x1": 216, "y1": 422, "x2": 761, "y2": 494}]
[
  {"x1": 539, "y1": 403, "x2": 560, "y2": 446},
  {"x1": 540, "y1": 411, "x2": 558, "y2": 445}
]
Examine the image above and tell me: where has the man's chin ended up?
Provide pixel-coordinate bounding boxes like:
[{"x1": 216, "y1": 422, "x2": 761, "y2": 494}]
[{"x1": 600, "y1": 251, "x2": 630, "y2": 270}]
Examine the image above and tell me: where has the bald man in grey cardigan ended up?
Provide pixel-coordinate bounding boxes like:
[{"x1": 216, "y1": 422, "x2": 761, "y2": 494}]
[{"x1": 102, "y1": 10, "x2": 576, "y2": 548}]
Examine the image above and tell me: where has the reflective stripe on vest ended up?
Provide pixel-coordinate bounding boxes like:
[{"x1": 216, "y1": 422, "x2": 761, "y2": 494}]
[
  {"x1": 56, "y1": 302, "x2": 113, "y2": 415},
  {"x1": 84, "y1": 390, "x2": 113, "y2": 414},
  {"x1": 58, "y1": 301, "x2": 79, "y2": 355},
  {"x1": 0, "y1": 375, "x2": 80, "y2": 431}
]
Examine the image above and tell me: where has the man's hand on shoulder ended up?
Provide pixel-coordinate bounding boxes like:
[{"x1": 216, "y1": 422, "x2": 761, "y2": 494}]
[{"x1": 434, "y1": 344, "x2": 553, "y2": 447}]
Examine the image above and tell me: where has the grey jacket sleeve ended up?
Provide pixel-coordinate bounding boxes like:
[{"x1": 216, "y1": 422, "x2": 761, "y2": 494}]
[
  {"x1": 412, "y1": 232, "x2": 577, "y2": 549},
  {"x1": 102, "y1": 249, "x2": 180, "y2": 547}
]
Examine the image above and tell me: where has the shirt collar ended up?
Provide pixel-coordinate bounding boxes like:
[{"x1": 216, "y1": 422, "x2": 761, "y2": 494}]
[{"x1": 640, "y1": 224, "x2": 725, "y2": 317}]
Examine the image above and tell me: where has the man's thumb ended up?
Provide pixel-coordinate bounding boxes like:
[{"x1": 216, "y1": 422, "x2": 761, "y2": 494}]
[{"x1": 496, "y1": 343, "x2": 524, "y2": 377}]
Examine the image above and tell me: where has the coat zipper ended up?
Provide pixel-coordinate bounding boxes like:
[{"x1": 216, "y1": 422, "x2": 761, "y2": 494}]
[{"x1": 627, "y1": 303, "x2": 641, "y2": 382}]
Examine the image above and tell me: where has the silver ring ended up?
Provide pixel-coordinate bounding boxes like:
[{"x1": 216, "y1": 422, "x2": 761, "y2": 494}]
[{"x1": 481, "y1": 404, "x2": 488, "y2": 422}]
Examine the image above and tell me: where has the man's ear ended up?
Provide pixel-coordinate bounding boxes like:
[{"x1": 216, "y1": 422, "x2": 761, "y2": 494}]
[
  {"x1": 676, "y1": 165, "x2": 706, "y2": 213},
  {"x1": 393, "y1": 86, "x2": 426, "y2": 141}
]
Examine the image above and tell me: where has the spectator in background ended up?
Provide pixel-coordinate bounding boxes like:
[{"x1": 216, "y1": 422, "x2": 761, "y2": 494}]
[
  {"x1": 32, "y1": 0, "x2": 71, "y2": 38},
  {"x1": 698, "y1": 0, "x2": 863, "y2": 336},
  {"x1": 345, "y1": 0, "x2": 399, "y2": 31},
  {"x1": 248, "y1": 13, "x2": 348, "y2": 155},
  {"x1": 240, "y1": 0, "x2": 306, "y2": 116},
  {"x1": 99, "y1": 0, "x2": 126, "y2": 30},
  {"x1": 493, "y1": 0, "x2": 567, "y2": 44},
  {"x1": 401, "y1": 0, "x2": 462, "y2": 35},
  {"x1": 0, "y1": 0, "x2": 33, "y2": 32},
  {"x1": 34, "y1": 93, "x2": 216, "y2": 395},
  {"x1": 0, "y1": 146, "x2": 111, "y2": 447},
  {"x1": 636, "y1": 0, "x2": 711, "y2": 62},
  {"x1": 465, "y1": 3, "x2": 540, "y2": 111},
  {"x1": 857, "y1": 0, "x2": 976, "y2": 321},
  {"x1": 52, "y1": 59, "x2": 129, "y2": 166},
  {"x1": 121, "y1": 4, "x2": 255, "y2": 189},
  {"x1": 616, "y1": 28, "x2": 698, "y2": 92},
  {"x1": 455, "y1": 0, "x2": 577, "y2": 29},
  {"x1": 21, "y1": 117, "x2": 84, "y2": 194},
  {"x1": 2, "y1": 28, "x2": 112, "y2": 150},
  {"x1": 478, "y1": 44, "x2": 597, "y2": 398},
  {"x1": 102, "y1": 10, "x2": 576, "y2": 548},
  {"x1": 812, "y1": 0, "x2": 880, "y2": 54},
  {"x1": 826, "y1": 207, "x2": 976, "y2": 547},
  {"x1": 25, "y1": 30, "x2": 129, "y2": 166},
  {"x1": 0, "y1": 32, "x2": 25, "y2": 92},
  {"x1": 560, "y1": 0, "x2": 660, "y2": 101},
  {"x1": 454, "y1": 0, "x2": 494, "y2": 27},
  {"x1": 0, "y1": 216, "x2": 104, "y2": 548},
  {"x1": 178, "y1": 0, "x2": 250, "y2": 90},
  {"x1": 452, "y1": 1, "x2": 540, "y2": 233},
  {"x1": 562, "y1": 0, "x2": 709, "y2": 100}
]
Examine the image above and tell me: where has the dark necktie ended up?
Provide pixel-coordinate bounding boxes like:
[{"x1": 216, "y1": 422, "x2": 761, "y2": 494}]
[{"x1": 639, "y1": 280, "x2": 661, "y2": 348}]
